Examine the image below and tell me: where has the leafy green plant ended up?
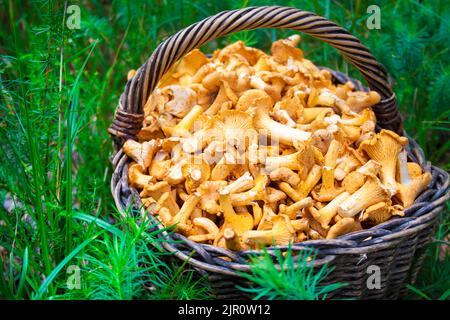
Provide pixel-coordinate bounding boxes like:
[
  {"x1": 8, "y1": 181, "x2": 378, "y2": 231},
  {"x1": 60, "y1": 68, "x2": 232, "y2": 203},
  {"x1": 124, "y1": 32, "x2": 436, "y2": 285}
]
[
  {"x1": 46, "y1": 211, "x2": 210, "y2": 300},
  {"x1": 237, "y1": 247, "x2": 345, "y2": 300}
]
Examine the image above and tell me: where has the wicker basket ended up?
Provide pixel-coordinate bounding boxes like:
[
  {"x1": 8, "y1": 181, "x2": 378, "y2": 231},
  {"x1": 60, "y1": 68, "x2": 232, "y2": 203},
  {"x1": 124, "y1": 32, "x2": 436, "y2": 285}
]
[{"x1": 108, "y1": 6, "x2": 449, "y2": 299}]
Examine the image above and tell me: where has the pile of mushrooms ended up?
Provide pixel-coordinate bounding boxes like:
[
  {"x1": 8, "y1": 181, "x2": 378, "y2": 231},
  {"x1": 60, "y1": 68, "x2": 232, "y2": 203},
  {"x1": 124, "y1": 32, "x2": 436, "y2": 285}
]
[{"x1": 123, "y1": 35, "x2": 432, "y2": 250}]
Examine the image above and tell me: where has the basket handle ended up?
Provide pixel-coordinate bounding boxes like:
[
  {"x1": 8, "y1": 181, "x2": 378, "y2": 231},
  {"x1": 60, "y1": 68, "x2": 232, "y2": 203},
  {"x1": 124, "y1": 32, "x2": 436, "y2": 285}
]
[{"x1": 109, "y1": 6, "x2": 402, "y2": 146}]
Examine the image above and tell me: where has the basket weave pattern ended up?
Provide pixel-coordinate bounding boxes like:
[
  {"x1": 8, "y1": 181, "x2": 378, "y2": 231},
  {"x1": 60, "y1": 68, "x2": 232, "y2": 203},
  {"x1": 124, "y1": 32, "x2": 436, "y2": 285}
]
[{"x1": 108, "y1": 6, "x2": 449, "y2": 299}]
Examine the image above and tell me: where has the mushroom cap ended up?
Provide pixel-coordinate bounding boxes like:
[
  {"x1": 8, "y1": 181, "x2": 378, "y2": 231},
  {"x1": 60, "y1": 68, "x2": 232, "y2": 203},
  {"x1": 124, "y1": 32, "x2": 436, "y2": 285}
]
[
  {"x1": 236, "y1": 89, "x2": 273, "y2": 112},
  {"x1": 158, "y1": 85, "x2": 197, "y2": 117},
  {"x1": 197, "y1": 180, "x2": 227, "y2": 214},
  {"x1": 361, "y1": 202, "x2": 404, "y2": 225},
  {"x1": 271, "y1": 36, "x2": 303, "y2": 64},
  {"x1": 215, "y1": 40, "x2": 265, "y2": 66},
  {"x1": 407, "y1": 162, "x2": 423, "y2": 178},
  {"x1": 208, "y1": 110, "x2": 257, "y2": 148},
  {"x1": 181, "y1": 156, "x2": 211, "y2": 193},
  {"x1": 123, "y1": 139, "x2": 158, "y2": 170},
  {"x1": 149, "y1": 159, "x2": 171, "y2": 180},
  {"x1": 346, "y1": 91, "x2": 381, "y2": 113},
  {"x1": 342, "y1": 171, "x2": 366, "y2": 194},
  {"x1": 140, "y1": 181, "x2": 171, "y2": 199},
  {"x1": 161, "y1": 49, "x2": 209, "y2": 86}
]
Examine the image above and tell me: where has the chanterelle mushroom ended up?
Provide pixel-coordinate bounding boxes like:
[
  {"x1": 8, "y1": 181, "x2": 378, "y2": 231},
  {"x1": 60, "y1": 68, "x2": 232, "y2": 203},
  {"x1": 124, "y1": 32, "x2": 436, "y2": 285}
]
[
  {"x1": 188, "y1": 217, "x2": 220, "y2": 242},
  {"x1": 162, "y1": 104, "x2": 204, "y2": 137},
  {"x1": 123, "y1": 139, "x2": 158, "y2": 170},
  {"x1": 326, "y1": 217, "x2": 362, "y2": 239},
  {"x1": 156, "y1": 85, "x2": 197, "y2": 117},
  {"x1": 361, "y1": 202, "x2": 404, "y2": 226},
  {"x1": 229, "y1": 174, "x2": 269, "y2": 206},
  {"x1": 170, "y1": 193, "x2": 200, "y2": 234},
  {"x1": 181, "y1": 156, "x2": 211, "y2": 193},
  {"x1": 236, "y1": 89, "x2": 273, "y2": 115},
  {"x1": 338, "y1": 174, "x2": 391, "y2": 217},
  {"x1": 359, "y1": 129, "x2": 408, "y2": 195},
  {"x1": 242, "y1": 214, "x2": 295, "y2": 246},
  {"x1": 395, "y1": 154, "x2": 432, "y2": 208},
  {"x1": 313, "y1": 140, "x2": 344, "y2": 201},
  {"x1": 254, "y1": 105, "x2": 311, "y2": 146},
  {"x1": 128, "y1": 163, "x2": 153, "y2": 189},
  {"x1": 219, "y1": 190, "x2": 253, "y2": 234},
  {"x1": 197, "y1": 180, "x2": 227, "y2": 214},
  {"x1": 314, "y1": 192, "x2": 351, "y2": 229},
  {"x1": 208, "y1": 110, "x2": 257, "y2": 149}
]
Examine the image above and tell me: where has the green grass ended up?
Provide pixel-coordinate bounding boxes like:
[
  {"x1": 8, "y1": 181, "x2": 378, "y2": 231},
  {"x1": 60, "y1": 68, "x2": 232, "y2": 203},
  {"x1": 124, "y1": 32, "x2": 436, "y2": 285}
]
[
  {"x1": 0, "y1": 0, "x2": 448, "y2": 300},
  {"x1": 238, "y1": 247, "x2": 345, "y2": 300}
]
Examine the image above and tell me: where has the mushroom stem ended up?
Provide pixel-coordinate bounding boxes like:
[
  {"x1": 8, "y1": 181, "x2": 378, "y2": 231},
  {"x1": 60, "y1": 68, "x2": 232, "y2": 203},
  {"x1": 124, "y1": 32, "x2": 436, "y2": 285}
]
[
  {"x1": 229, "y1": 174, "x2": 269, "y2": 206},
  {"x1": 157, "y1": 192, "x2": 180, "y2": 216},
  {"x1": 250, "y1": 202, "x2": 263, "y2": 227},
  {"x1": 254, "y1": 106, "x2": 311, "y2": 146},
  {"x1": 222, "y1": 171, "x2": 254, "y2": 194},
  {"x1": 285, "y1": 197, "x2": 313, "y2": 219},
  {"x1": 224, "y1": 228, "x2": 241, "y2": 251},
  {"x1": 397, "y1": 150, "x2": 411, "y2": 185},
  {"x1": 269, "y1": 167, "x2": 301, "y2": 187},
  {"x1": 326, "y1": 217, "x2": 362, "y2": 239},
  {"x1": 193, "y1": 217, "x2": 219, "y2": 235},
  {"x1": 264, "y1": 151, "x2": 303, "y2": 171},
  {"x1": 157, "y1": 207, "x2": 173, "y2": 226},
  {"x1": 279, "y1": 182, "x2": 303, "y2": 202},
  {"x1": 315, "y1": 192, "x2": 350, "y2": 229},
  {"x1": 242, "y1": 214, "x2": 294, "y2": 246},
  {"x1": 205, "y1": 84, "x2": 227, "y2": 116},
  {"x1": 338, "y1": 175, "x2": 390, "y2": 217},
  {"x1": 315, "y1": 140, "x2": 343, "y2": 201},
  {"x1": 219, "y1": 191, "x2": 253, "y2": 234},
  {"x1": 170, "y1": 193, "x2": 200, "y2": 233},
  {"x1": 296, "y1": 164, "x2": 322, "y2": 199}
]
